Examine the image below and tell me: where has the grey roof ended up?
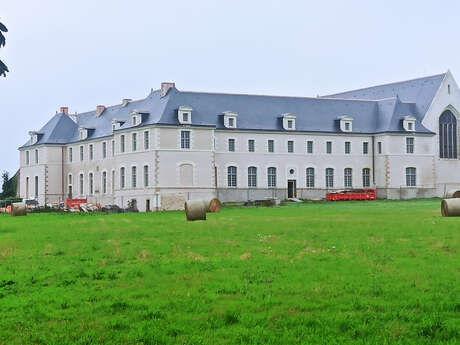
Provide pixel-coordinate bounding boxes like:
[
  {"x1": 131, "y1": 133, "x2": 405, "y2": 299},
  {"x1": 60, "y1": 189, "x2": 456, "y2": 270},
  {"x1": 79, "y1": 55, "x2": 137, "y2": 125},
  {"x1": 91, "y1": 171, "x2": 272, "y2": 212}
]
[{"x1": 21, "y1": 73, "x2": 445, "y2": 148}]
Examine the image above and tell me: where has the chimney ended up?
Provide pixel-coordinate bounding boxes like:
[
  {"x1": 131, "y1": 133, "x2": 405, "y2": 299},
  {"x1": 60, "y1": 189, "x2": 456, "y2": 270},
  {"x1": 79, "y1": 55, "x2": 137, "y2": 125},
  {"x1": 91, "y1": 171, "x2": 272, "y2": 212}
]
[
  {"x1": 60, "y1": 106, "x2": 69, "y2": 115},
  {"x1": 96, "y1": 105, "x2": 106, "y2": 116},
  {"x1": 161, "y1": 82, "x2": 175, "y2": 97},
  {"x1": 122, "y1": 98, "x2": 132, "y2": 107}
]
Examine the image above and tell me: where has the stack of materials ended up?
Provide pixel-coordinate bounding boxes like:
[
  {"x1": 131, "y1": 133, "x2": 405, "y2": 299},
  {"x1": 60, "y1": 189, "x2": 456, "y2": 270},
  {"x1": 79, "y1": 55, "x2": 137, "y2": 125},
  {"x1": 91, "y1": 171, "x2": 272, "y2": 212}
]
[
  {"x1": 184, "y1": 198, "x2": 222, "y2": 221},
  {"x1": 441, "y1": 190, "x2": 460, "y2": 217}
]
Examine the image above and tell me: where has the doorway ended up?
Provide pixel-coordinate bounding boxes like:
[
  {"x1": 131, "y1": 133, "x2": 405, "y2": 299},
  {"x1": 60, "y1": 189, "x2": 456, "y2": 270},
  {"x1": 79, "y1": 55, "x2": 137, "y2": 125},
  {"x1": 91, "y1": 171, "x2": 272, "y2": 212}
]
[
  {"x1": 146, "y1": 199, "x2": 151, "y2": 212},
  {"x1": 288, "y1": 180, "x2": 297, "y2": 198}
]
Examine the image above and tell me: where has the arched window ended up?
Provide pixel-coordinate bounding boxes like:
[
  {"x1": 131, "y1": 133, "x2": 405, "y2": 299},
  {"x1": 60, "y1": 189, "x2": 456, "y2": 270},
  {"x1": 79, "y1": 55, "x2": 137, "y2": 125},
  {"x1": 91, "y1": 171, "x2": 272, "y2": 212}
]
[
  {"x1": 306, "y1": 168, "x2": 315, "y2": 188},
  {"x1": 89, "y1": 173, "x2": 94, "y2": 195},
  {"x1": 227, "y1": 166, "x2": 237, "y2": 187},
  {"x1": 439, "y1": 110, "x2": 457, "y2": 158},
  {"x1": 79, "y1": 173, "x2": 84, "y2": 195},
  {"x1": 102, "y1": 171, "x2": 107, "y2": 194},
  {"x1": 344, "y1": 168, "x2": 352, "y2": 188},
  {"x1": 267, "y1": 167, "x2": 277, "y2": 188},
  {"x1": 325, "y1": 168, "x2": 334, "y2": 188},
  {"x1": 362, "y1": 168, "x2": 371, "y2": 188},
  {"x1": 248, "y1": 167, "x2": 257, "y2": 187}
]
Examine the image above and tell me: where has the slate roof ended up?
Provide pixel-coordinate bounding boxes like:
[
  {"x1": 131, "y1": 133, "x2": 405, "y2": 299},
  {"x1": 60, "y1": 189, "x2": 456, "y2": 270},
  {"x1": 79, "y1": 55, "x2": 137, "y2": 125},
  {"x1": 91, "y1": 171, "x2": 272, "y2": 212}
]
[{"x1": 21, "y1": 73, "x2": 445, "y2": 148}]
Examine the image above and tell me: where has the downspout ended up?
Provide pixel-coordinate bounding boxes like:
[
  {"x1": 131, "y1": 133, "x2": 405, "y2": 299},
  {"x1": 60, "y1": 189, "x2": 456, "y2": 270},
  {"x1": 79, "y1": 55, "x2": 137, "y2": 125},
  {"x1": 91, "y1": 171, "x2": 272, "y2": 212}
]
[
  {"x1": 61, "y1": 146, "x2": 65, "y2": 202},
  {"x1": 372, "y1": 136, "x2": 376, "y2": 186}
]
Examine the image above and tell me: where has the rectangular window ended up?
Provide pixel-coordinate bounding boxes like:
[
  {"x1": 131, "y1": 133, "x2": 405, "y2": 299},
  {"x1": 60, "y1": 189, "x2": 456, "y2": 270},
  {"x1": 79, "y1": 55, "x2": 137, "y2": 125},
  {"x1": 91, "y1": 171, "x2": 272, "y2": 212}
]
[
  {"x1": 181, "y1": 130, "x2": 190, "y2": 149},
  {"x1": 406, "y1": 137, "x2": 414, "y2": 154},
  {"x1": 306, "y1": 141, "x2": 313, "y2": 154},
  {"x1": 227, "y1": 166, "x2": 237, "y2": 187},
  {"x1": 112, "y1": 140, "x2": 115, "y2": 156},
  {"x1": 120, "y1": 167, "x2": 125, "y2": 188},
  {"x1": 287, "y1": 120, "x2": 293, "y2": 129},
  {"x1": 344, "y1": 168, "x2": 352, "y2": 188},
  {"x1": 378, "y1": 141, "x2": 382, "y2": 154},
  {"x1": 89, "y1": 173, "x2": 94, "y2": 195},
  {"x1": 144, "y1": 131, "x2": 149, "y2": 150},
  {"x1": 102, "y1": 142, "x2": 107, "y2": 159},
  {"x1": 326, "y1": 168, "x2": 334, "y2": 188},
  {"x1": 363, "y1": 142, "x2": 369, "y2": 155},
  {"x1": 26, "y1": 151, "x2": 30, "y2": 165},
  {"x1": 80, "y1": 146, "x2": 84, "y2": 161},
  {"x1": 362, "y1": 168, "x2": 370, "y2": 187},
  {"x1": 345, "y1": 141, "x2": 351, "y2": 154},
  {"x1": 268, "y1": 139, "x2": 274, "y2": 153},
  {"x1": 326, "y1": 141, "x2": 332, "y2": 154},
  {"x1": 69, "y1": 148, "x2": 72, "y2": 162},
  {"x1": 144, "y1": 165, "x2": 149, "y2": 187},
  {"x1": 267, "y1": 167, "x2": 277, "y2": 187},
  {"x1": 89, "y1": 144, "x2": 94, "y2": 160},
  {"x1": 112, "y1": 170, "x2": 115, "y2": 193},
  {"x1": 120, "y1": 135, "x2": 125, "y2": 153},
  {"x1": 287, "y1": 140, "x2": 294, "y2": 153},
  {"x1": 306, "y1": 167, "x2": 315, "y2": 188},
  {"x1": 102, "y1": 171, "x2": 107, "y2": 194},
  {"x1": 132, "y1": 133, "x2": 137, "y2": 152},
  {"x1": 248, "y1": 139, "x2": 255, "y2": 152},
  {"x1": 228, "y1": 138, "x2": 235, "y2": 152},
  {"x1": 132, "y1": 166, "x2": 137, "y2": 188},
  {"x1": 345, "y1": 122, "x2": 351, "y2": 131},
  {"x1": 228, "y1": 118, "x2": 234, "y2": 127},
  {"x1": 406, "y1": 167, "x2": 416, "y2": 187},
  {"x1": 248, "y1": 166, "x2": 257, "y2": 187},
  {"x1": 79, "y1": 174, "x2": 84, "y2": 195},
  {"x1": 183, "y1": 112, "x2": 189, "y2": 122},
  {"x1": 35, "y1": 149, "x2": 38, "y2": 164},
  {"x1": 35, "y1": 176, "x2": 38, "y2": 197}
]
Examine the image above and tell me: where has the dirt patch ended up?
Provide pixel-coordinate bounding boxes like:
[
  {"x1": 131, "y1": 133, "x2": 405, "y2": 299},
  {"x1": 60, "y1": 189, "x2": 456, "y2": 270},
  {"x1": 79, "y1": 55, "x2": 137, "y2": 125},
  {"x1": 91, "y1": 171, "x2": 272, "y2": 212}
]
[
  {"x1": 188, "y1": 252, "x2": 206, "y2": 262},
  {"x1": 240, "y1": 252, "x2": 252, "y2": 260},
  {"x1": 138, "y1": 249, "x2": 150, "y2": 260}
]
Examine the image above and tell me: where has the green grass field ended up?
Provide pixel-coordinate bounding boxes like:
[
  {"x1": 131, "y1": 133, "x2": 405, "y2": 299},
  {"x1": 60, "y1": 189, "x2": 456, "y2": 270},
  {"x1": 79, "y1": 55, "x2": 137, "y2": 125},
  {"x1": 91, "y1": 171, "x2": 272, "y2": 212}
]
[{"x1": 0, "y1": 199, "x2": 459, "y2": 345}]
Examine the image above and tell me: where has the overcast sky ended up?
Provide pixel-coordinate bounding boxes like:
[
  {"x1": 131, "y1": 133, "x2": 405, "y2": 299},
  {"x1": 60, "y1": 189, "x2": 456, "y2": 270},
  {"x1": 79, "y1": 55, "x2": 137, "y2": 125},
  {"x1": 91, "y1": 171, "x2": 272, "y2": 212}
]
[{"x1": 1, "y1": 0, "x2": 460, "y2": 179}]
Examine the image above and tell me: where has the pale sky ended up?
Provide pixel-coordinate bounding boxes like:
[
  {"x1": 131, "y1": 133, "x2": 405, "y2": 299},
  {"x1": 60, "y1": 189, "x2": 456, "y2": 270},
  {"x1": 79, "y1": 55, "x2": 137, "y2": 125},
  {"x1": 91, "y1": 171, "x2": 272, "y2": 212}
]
[{"x1": 1, "y1": 0, "x2": 460, "y2": 180}]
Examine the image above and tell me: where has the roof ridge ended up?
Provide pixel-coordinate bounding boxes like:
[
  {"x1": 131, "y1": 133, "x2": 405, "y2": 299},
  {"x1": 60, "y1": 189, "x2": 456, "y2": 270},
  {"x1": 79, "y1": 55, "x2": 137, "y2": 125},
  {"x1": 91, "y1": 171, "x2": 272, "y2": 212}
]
[{"x1": 324, "y1": 72, "x2": 447, "y2": 97}]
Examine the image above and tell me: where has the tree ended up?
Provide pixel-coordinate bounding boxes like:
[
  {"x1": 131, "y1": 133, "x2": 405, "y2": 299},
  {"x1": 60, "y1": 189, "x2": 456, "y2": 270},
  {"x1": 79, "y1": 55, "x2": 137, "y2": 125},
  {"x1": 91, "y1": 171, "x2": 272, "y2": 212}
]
[
  {"x1": 0, "y1": 20, "x2": 8, "y2": 77},
  {"x1": 0, "y1": 171, "x2": 17, "y2": 199}
]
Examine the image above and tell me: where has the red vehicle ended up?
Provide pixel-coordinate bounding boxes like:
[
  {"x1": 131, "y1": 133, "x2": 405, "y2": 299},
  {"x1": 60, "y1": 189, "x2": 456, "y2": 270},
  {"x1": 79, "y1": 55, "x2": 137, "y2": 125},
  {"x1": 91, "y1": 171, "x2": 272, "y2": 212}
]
[
  {"x1": 327, "y1": 189, "x2": 376, "y2": 201},
  {"x1": 66, "y1": 198, "x2": 87, "y2": 209}
]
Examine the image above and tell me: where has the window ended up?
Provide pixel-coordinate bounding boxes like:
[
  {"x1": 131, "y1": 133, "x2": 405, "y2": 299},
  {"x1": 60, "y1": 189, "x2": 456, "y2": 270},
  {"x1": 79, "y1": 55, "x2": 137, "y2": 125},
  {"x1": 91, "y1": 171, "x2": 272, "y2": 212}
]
[
  {"x1": 406, "y1": 137, "x2": 414, "y2": 154},
  {"x1": 287, "y1": 120, "x2": 293, "y2": 129},
  {"x1": 132, "y1": 116, "x2": 137, "y2": 126},
  {"x1": 345, "y1": 141, "x2": 351, "y2": 154},
  {"x1": 35, "y1": 149, "x2": 38, "y2": 164},
  {"x1": 378, "y1": 142, "x2": 382, "y2": 154},
  {"x1": 181, "y1": 130, "x2": 190, "y2": 149},
  {"x1": 408, "y1": 122, "x2": 414, "y2": 131},
  {"x1": 178, "y1": 106, "x2": 193, "y2": 124},
  {"x1": 406, "y1": 167, "x2": 416, "y2": 187},
  {"x1": 120, "y1": 135, "x2": 125, "y2": 153},
  {"x1": 79, "y1": 173, "x2": 84, "y2": 195},
  {"x1": 227, "y1": 166, "x2": 237, "y2": 187},
  {"x1": 144, "y1": 165, "x2": 149, "y2": 187},
  {"x1": 89, "y1": 144, "x2": 94, "y2": 160},
  {"x1": 448, "y1": 84, "x2": 451, "y2": 94},
  {"x1": 248, "y1": 166, "x2": 257, "y2": 187},
  {"x1": 89, "y1": 173, "x2": 94, "y2": 195},
  {"x1": 26, "y1": 151, "x2": 30, "y2": 165},
  {"x1": 132, "y1": 133, "x2": 137, "y2": 152},
  {"x1": 112, "y1": 170, "x2": 115, "y2": 193},
  {"x1": 268, "y1": 140, "x2": 274, "y2": 153},
  {"x1": 111, "y1": 140, "x2": 115, "y2": 156},
  {"x1": 102, "y1": 142, "x2": 107, "y2": 159},
  {"x1": 68, "y1": 174, "x2": 72, "y2": 185},
  {"x1": 228, "y1": 138, "x2": 235, "y2": 152},
  {"x1": 80, "y1": 146, "x2": 84, "y2": 161},
  {"x1": 306, "y1": 168, "x2": 315, "y2": 188},
  {"x1": 326, "y1": 141, "x2": 332, "y2": 154},
  {"x1": 344, "y1": 168, "x2": 352, "y2": 188},
  {"x1": 183, "y1": 112, "x2": 189, "y2": 122},
  {"x1": 248, "y1": 139, "x2": 255, "y2": 152},
  {"x1": 102, "y1": 171, "x2": 107, "y2": 194},
  {"x1": 267, "y1": 167, "x2": 277, "y2": 188},
  {"x1": 120, "y1": 167, "x2": 125, "y2": 189},
  {"x1": 439, "y1": 110, "x2": 457, "y2": 158},
  {"x1": 306, "y1": 141, "x2": 313, "y2": 154},
  {"x1": 362, "y1": 168, "x2": 370, "y2": 187},
  {"x1": 144, "y1": 131, "x2": 149, "y2": 150},
  {"x1": 345, "y1": 122, "x2": 350, "y2": 131},
  {"x1": 68, "y1": 148, "x2": 72, "y2": 162},
  {"x1": 34, "y1": 176, "x2": 38, "y2": 198},
  {"x1": 132, "y1": 166, "x2": 137, "y2": 188},
  {"x1": 287, "y1": 140, "x2": 294, "y2": 153},
  {"x1": 363, "y1": 142, "x2": 369, "y2": 155},
  {"x1": 228, "y1": 118, "x2": 234, "y2": 127},
  {"x1": 326, "y1": 168, "x2": 334, "y2": 188}
]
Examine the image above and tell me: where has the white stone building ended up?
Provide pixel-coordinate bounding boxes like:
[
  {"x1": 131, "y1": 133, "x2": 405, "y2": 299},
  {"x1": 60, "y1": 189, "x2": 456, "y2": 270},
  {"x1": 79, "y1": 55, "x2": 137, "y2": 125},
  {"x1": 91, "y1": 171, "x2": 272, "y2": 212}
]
[{"x1": 18, "y1": 72, "x2": 460, "y2": 211}]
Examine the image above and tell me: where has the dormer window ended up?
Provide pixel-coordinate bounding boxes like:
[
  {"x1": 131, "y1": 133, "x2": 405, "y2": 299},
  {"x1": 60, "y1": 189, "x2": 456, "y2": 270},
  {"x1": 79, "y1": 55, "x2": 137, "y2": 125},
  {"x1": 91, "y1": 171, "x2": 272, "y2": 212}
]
[
  {"x1": 282, "y1": 113, "x2": 296, "y2": 131},
  {"x1": 178, "y1": 106, "x2": 192, "y2": 125},
  {"x1": 223, "y1": 111, "x2": 238, "y2": 129},
  {"x1": 29, "y1": 131, "x2": 41, "y2": 145},
  {"x1": 339, "y1": 116, "x2": 353, "y2": 132},
  {"x1": 403, "y1": 116, "x2": 416, "y2": 132},
  {"x1": 130, "y1": 111, "x2": 148, "y2": 127},
  {"x1": 79, "y1": 127, "x2": 88, "y2": 140},
  {"x1": 111, "y1": 119, "x2": 124, "y2": 131}
]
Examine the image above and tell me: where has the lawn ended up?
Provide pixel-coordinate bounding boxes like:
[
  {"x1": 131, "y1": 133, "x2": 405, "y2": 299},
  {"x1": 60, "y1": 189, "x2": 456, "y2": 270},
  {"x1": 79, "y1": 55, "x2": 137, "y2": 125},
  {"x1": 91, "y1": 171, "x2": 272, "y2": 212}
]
[{"x1": 0, "y1": 199, "x2": 459, "y2": 345}]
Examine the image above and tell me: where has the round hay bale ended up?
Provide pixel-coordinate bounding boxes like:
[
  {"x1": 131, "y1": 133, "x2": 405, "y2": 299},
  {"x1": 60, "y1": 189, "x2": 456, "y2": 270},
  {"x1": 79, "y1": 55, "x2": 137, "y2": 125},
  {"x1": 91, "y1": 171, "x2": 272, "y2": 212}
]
[
  {"x1": 11, "y1": 202, "x2": 27, "y2": 217},
  {"x1": 184, "y1": 200, "x2": 207, "y2": 221},
  {"x1": 208, "y1": 198, "x2": 222, "y2": 213},
  {"x1": 441, "y1": 198, "x2": 460, "y2": 217},
  {"x1": 446, "y1": 190, "x2": 460, "y2": 198}
]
